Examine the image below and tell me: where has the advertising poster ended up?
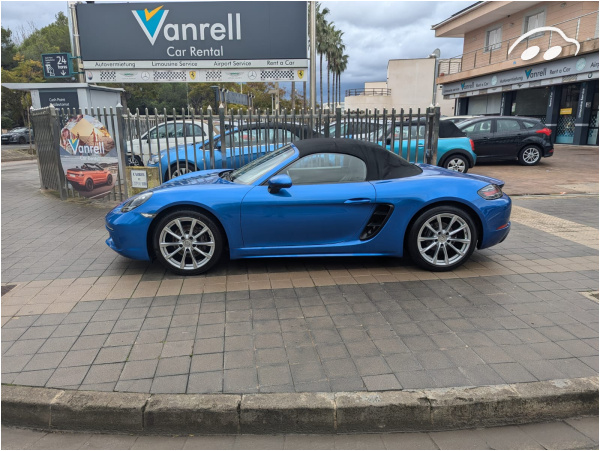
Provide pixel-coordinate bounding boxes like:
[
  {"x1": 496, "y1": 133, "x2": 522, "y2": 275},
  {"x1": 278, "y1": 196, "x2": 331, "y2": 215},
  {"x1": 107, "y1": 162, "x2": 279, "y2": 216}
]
[{"x1": 60, "y1": 115, "x2": 119, "y2": 198}]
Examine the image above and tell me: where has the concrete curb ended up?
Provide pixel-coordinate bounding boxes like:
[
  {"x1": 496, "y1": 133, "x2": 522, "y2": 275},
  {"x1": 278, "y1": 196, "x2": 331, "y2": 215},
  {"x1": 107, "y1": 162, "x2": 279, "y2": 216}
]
[{"x1": 2, "y1": 377, "x2": 598, "y2": 434}]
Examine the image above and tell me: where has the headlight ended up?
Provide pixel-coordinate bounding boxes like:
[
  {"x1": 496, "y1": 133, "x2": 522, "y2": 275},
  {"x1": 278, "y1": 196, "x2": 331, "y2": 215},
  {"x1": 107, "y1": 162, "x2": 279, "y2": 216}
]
[
  {"x1": 121, "y1": 192, "x2": 153, "y2": 212},
  {"x1": 149, "y1": 155, "x2": 160, "y2": 165},
  {"x1": 478, "y1": 184, "x2": 503, "y2": 200}
]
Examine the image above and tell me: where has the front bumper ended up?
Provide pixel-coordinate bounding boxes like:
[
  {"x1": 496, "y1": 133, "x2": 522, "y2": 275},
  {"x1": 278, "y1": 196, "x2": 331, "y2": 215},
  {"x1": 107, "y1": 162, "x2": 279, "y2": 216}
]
[{"x1": 105, "y1": 207, "x2": 154, "y2": 261}]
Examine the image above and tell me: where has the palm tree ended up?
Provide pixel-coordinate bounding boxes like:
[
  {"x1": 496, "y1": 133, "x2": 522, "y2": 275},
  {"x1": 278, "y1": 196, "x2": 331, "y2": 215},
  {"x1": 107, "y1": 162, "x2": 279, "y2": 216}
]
[
  {"x1": 315, "y1": 3, "x2": 330, "y2": 110},
  {"x1": 328, "y1": 28, "x2": 345, "y2": 108},
  {"x1": 336, "y1": 53, "x2": 348, "y2": 107}
]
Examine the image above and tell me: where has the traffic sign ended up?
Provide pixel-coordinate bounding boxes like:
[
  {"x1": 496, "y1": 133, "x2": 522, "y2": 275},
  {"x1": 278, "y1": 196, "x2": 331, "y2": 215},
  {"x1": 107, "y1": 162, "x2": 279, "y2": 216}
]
[{"x1": 41, "y1": 53, "x2": 73, "y2": 79}]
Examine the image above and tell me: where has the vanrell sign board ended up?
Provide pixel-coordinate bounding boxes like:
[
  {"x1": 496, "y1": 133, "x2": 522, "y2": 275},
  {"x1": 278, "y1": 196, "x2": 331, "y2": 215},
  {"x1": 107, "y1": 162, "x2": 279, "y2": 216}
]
[
  {"x1": 76, "y1": 1, "x2": 308, "y2": 83},
  {"x1": 442, "y1": 53, "x2": 599, "y2": 98}
]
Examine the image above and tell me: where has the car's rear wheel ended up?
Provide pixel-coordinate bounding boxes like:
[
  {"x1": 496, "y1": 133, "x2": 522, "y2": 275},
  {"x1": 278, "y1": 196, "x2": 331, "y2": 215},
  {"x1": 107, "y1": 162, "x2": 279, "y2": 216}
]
[
  {"x1": 153, "y1": 210, "x2": 223, "y2": 276},
  {"x1": 407, "y1": 206, "x2": 477, "y2": 271},
  {"x1": 442, "y1": 154, "x2": 469, "y2": 173},
  {"x1": 167, "y1": 163, "x2": 196, "y2": 180},
  {"x1": 106, "y1": 174, "x2": 113, "y2": 185},
  {"x1": 85, "y1": 178, "x2": 94, "y2": 191},
  {"x1": 518, "y1": 145, "x2": 541, "y2": 165}
]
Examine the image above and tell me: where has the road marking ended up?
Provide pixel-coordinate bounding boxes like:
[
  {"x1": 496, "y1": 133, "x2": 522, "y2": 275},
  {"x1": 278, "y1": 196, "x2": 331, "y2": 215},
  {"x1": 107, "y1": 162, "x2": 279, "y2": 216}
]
[{"x1": 511, "y1": 206, "x2": 599, "y2": 250}]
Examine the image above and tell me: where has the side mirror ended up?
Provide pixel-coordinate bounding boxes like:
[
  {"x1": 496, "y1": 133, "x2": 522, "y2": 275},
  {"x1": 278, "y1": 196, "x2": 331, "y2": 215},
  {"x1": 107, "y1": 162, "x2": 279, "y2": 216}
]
[
  {"x1": 385, "y1": 137, "x2": 391, "y2": 145},
  {"x1": 215, "y1": 140, "x2": 221, "y2": 150},
  {"x1": 268, "y1": 174, "x2": 292, "y2": 194}
]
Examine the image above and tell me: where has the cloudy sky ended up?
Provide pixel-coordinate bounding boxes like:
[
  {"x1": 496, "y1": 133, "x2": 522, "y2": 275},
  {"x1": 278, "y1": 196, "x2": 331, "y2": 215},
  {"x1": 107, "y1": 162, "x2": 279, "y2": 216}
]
[{"x1": 1, "y1": 0, "x2": 472, "y2": 99}]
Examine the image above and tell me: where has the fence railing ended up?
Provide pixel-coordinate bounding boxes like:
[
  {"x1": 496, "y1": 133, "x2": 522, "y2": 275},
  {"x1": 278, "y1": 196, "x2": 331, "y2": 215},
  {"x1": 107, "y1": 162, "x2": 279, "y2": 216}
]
[
  {"x1": 438, "y1": 11, "x2": 599, "y2": 76},
  {"x1": 345, "y1": 88, "x2": 392, "y2": 97},
  {"x1": 30, "y1": 105, "x2": 440, "y2": 200}
]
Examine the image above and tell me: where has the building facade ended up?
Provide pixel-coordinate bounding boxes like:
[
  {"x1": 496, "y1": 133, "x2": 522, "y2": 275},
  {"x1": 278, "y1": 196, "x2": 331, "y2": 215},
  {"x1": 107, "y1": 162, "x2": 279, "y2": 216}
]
[
  {"x1": 344, "y1": 58, "x2": 457, "y2": 116},
  {"x1": 433, "y1": 1, "x2": 599, "y2": 145}
]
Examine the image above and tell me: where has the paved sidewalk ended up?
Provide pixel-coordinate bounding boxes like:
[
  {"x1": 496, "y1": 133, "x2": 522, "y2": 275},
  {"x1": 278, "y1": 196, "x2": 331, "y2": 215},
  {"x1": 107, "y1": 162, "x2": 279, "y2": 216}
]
[
  {"x1": 2, "y1": 417, "x2": 599, "y2": 449},
  {"x1": 1, "y1": 159, "x2": 597, "y2": 395}
]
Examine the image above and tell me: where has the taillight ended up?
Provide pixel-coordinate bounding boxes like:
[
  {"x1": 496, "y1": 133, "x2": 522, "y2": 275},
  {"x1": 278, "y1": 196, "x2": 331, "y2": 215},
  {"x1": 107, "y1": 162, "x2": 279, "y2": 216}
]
[
  {"x1": 536, "y1": 128, "x2": 552, "y2": 136},
  {"x1": 469, "y1": 138, "x2": 475, "y2": 151},
  {"x1": 478, "y1": 184, "x2": 503, "y2": 200}
]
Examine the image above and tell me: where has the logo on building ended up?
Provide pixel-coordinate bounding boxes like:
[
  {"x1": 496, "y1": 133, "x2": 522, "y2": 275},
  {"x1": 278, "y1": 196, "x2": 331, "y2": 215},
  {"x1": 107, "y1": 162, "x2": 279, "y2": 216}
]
[
  {"x1": 297, "y1": 70, "x2": 305, "y2": 79},
  {"x1": 508, "y1": 26, "x2": 580, "y2": 62},
  {"x1": 132, "y1": 6, "x2": 169, "y2": 45},
  {"x1": 189, "y1": 71, "x2": 196, "y2": 80}
]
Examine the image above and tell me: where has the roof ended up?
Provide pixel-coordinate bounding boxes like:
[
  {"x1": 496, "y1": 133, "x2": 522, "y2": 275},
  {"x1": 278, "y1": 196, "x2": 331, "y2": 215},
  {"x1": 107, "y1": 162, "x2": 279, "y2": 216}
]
[
  {"x1": 293, "y1": 138, "x2": 422, "y2": 181},
  {"x1": 431, "y1": 1, "x2": 483, "y2": 29},
  {"x1": 1, "y1": 83, "x2": 125, "y2": 92}
]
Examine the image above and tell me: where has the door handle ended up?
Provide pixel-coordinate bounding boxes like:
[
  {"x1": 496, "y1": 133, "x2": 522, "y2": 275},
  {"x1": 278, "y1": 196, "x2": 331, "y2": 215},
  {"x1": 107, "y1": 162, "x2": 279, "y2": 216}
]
[{"x1": 344, "y1": 198, "x2": 371, "y2": 204}]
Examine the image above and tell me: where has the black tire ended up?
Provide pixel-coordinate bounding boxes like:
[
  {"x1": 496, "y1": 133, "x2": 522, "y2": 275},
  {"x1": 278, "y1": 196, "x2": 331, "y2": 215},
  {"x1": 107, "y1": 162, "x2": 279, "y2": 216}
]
[
  {"x1": 126, "y1": 155, "x2": 143, "y2": 166},
  {"x1": 166, "y1": 163, "x2": 196, "y2": 181},
  {"x1": 153, "y1": 209, "x2": 223, "y2": 276},
  {"x1": 407, "y1": 205, "x2": 477, "y2": 272},
  {"x1": 441, "y1": 154, "x2": 469, "y2": 173},
  {"x1": 518, "y1": 145, "x2": 541, "y2": 166},
  {"x1": 106, "y1": 174, "x2": 113, "y2": 185},
  {"x1": 18, "y1": 136, "x2": 26, "y2": 144},
  {"x1": 85, "y1": 178, "x2": 94, "y2": 191}
]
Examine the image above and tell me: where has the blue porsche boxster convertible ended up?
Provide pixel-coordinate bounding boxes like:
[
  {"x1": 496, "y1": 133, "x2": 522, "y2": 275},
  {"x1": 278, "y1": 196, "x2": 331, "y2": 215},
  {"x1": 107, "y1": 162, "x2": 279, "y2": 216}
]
[{"x1": 106, "y1": 139, "x2": 511, "y2": 275}]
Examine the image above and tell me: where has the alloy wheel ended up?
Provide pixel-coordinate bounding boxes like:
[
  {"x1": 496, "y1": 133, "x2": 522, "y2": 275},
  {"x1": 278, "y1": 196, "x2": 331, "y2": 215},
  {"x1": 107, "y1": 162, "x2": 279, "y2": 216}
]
[
  {"x1": 446, "y1": 157, "x2": 467, "y2": 173},
  {"x1": 417, "y1": 213, "x2": 472, "y2": 267},
  {"x1": 521, "y1": 147, "x2": 540, "y2": 164},
  {"x1": 158, "y1": 216, "x2": 215, "y2": 271}
]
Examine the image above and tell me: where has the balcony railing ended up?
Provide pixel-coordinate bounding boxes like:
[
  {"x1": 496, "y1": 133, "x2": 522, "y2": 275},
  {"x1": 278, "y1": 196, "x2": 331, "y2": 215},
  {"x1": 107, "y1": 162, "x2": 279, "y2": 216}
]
[
  {"x1": 437, "y1": 11, "x2": 598, "y2": 77},
  {"x1": 345, "y1": 88, "x2": 392, "y2": 97}
]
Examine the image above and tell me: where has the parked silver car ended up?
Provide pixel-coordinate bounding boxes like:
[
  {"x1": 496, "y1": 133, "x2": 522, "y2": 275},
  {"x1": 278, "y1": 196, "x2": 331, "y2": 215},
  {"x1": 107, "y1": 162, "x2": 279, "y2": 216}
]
[{"x1": 1, "y1": 127, "x2": 33, "y2": 144}]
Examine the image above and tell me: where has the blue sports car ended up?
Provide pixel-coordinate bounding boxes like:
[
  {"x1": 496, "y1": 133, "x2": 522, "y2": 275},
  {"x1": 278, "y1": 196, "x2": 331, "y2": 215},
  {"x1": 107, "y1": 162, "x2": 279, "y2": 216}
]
[{"x1": 106, "y1": 139, "x2": 511, "y2": 275}]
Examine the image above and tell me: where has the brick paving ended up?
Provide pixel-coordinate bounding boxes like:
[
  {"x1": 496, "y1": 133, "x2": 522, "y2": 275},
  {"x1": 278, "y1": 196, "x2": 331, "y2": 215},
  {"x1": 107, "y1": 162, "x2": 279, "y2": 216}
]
[{"x1": 1, "y1": 152, "x2": 598, "y2": 394}]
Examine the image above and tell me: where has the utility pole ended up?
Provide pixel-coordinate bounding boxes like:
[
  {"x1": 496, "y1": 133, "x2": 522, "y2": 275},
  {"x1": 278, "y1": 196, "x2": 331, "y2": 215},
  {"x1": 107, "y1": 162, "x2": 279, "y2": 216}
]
[
  {"x1": 68, "y1": 1, "x2": 84, "y2": 82},
  {"x1": 309, "y1": 1, "x2": 316, "y2": 112}
]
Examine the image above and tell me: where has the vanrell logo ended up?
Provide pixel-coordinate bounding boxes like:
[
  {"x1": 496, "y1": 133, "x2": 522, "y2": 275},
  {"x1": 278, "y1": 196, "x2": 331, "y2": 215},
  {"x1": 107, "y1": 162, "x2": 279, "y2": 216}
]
[
  {"x1": 133, "y1": 6, "x2": 170, "y2": 45},
  {"x1": 460, "y1": 82, "x2": 474, "y2": 90},
  {"x1": 524, "y1": 67, "x2": 547, "y2": 79},
  {"x1": 132, "y1": 5, "x2": 242, "y2": 46},
  {"x1": 69, "y1": 138, "x2": 79, "y2": 153},
  {"x1": 69, "y1": 137, "x2": 106, "y2": 155}
]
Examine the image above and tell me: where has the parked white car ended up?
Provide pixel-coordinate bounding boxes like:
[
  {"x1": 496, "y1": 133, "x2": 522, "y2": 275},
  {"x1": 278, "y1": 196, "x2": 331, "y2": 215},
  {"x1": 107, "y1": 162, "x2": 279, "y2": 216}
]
[{"x1": 125, "y1": 121, "x2": 219, "y2": 166}]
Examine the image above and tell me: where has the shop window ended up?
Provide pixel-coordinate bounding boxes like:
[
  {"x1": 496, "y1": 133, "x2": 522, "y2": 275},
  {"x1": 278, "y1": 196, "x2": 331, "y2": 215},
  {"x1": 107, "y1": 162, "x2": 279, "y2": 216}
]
[{"x1": 485, "y1": 27, "x2": 502, "y2": 52}]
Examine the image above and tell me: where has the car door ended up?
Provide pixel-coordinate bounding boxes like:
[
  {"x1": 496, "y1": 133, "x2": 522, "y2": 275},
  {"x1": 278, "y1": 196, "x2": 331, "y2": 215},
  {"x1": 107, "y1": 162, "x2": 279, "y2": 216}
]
[
  {"x1": 240, "y1": 153, "x2": 376, "y2": 248},
  {"x1": 493, "y1": 118, "x2": 526, "y2": 158},
  {"x1": 460, "y1": 119, "x2": 495, "y2": 159}
]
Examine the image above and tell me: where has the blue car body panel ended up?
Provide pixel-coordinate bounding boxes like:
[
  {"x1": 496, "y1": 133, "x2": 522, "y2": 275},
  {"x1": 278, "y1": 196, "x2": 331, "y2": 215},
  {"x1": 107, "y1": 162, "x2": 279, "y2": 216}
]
[
  {"x1": 106, "y1": 140, "x2": 511, "y2": 264},
  {"x1": 383, "y1": 137, "x2": 476, "y2": 167}
]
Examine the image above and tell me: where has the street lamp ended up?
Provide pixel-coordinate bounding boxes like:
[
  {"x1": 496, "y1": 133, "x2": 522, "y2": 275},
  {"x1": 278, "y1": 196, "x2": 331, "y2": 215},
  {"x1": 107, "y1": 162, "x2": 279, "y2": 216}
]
[{"x1": 428, "y1": 48, "x2": 441, "y2": 106}]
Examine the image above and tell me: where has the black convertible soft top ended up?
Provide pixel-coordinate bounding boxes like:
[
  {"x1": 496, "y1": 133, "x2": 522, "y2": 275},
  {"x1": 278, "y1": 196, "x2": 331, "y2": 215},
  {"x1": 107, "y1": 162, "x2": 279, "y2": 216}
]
[{"x1": 293, "y1": 138, "x2": 423, "y2": 181}]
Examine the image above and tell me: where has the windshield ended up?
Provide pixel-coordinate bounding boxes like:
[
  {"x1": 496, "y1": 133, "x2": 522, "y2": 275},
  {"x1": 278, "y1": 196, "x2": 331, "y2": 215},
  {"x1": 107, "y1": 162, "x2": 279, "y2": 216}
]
[{"x1": 230, "y1": 145, "x2": 295, "y2": 185}]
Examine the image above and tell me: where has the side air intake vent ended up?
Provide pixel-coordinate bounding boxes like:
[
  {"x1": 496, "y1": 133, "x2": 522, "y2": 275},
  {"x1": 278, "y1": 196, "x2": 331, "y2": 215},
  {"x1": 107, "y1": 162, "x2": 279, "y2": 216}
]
[{"x1": 360, "y1": 204, "x2": 394, "y2": 241}]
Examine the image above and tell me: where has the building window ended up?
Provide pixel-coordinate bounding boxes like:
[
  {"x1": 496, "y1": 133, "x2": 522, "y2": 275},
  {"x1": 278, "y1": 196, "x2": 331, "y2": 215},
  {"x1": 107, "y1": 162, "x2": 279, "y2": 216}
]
[
  {"x1": 524, "y1": 10, "x2": 545, "y2": 36},
  {"x1": 485, "y1": 27, "x2": 502, "y2": 52}
]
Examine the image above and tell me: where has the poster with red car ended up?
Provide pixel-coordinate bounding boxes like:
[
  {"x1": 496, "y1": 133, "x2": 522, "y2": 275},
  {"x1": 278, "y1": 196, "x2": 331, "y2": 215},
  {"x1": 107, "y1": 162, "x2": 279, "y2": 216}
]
[{"x1": 60, "y1": 115, "x2": 119, "y2": 198}]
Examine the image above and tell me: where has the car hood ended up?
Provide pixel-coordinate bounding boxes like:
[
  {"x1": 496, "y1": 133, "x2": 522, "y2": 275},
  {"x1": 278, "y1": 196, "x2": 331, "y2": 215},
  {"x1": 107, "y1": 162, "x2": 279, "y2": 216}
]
[
  {"x1": 150, "y1": 169, "x2": 230, "y2": 192},
  {"x1": 417, "y1": 164, "x2": 505, "y2": 187}
]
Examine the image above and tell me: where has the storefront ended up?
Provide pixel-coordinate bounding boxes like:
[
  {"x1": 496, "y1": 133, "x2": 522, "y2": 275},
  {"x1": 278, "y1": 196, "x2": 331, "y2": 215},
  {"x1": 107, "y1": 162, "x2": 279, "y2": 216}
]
[{"x1": 443, "y1": 53, "x2": 599, "y2": 146}]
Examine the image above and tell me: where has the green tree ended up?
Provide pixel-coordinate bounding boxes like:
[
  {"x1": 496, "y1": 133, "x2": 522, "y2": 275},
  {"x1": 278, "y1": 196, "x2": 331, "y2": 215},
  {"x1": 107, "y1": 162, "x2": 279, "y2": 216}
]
[
  {"x1": 18, "y1": 12, "x2": 70, "y2": 63},
  {"x1": 1, "y1": 27, "x2": 18, "y2": 70}
]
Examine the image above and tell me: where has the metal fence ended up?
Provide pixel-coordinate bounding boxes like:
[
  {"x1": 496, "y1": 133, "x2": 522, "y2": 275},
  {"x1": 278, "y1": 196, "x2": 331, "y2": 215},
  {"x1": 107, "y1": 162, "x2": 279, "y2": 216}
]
[{"x1": 30, "y1": 105, "x2": 440, "y2": 200}]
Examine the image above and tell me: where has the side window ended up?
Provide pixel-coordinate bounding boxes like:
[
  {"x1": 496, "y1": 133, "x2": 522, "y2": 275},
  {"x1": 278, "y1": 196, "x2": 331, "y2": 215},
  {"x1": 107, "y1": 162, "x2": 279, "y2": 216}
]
[
  {"x1": 496, "y1": 119, "x2": 522, "y2": 133},
  {"x1": 522, "y1": 121, "x2": 538, "y2": 129},
  {"x1": 186, "y1": 124, "x2": 207, "y2": 140},
  {"x1": 149, "y1": 124, "x2": 165, "y2": 139},
  {"x1": 282, "y1": 153, "x2": 367, "y2": 185},
  {"x1": 461, "y1": 120, "x2": 492, "y2": 135}
]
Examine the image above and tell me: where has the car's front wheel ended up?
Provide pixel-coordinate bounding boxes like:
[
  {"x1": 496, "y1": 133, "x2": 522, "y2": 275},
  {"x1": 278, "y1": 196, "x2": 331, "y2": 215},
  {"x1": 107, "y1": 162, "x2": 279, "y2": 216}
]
[
  {"x1": 18, "y1": 136, "x2": 26, "y2": 144},
  {"x1": 126, "y1": 155, "x2": 143, "y2": 166},
  {"x1": 442, "y1": 154, "x2": 469, "y2": 173},
  {"x1": 407, "y1": 206, "x2": 477, "y2": 271},
  {"x1": 153, "y1": 210, "x2": 223, "y2": 276},
  {"x1": 518, "y1": 145, "x2": 541, "y2": 165}
]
